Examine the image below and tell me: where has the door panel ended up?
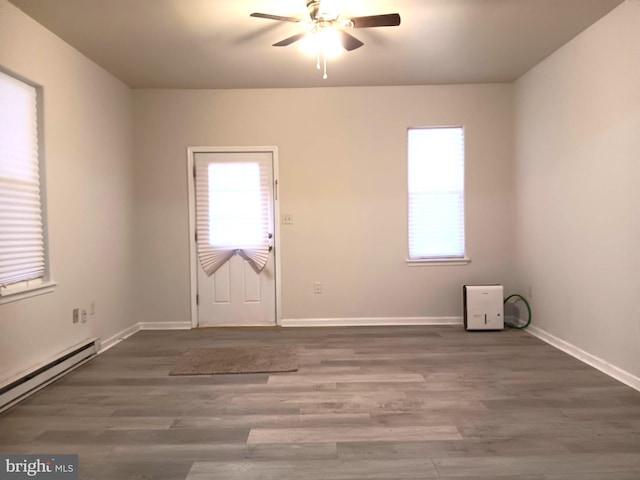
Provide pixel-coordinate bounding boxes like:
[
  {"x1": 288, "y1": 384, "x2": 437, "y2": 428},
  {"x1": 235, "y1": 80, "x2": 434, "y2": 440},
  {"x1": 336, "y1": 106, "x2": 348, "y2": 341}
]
[
  {"x1": 195, "y1": 150, "x2": 276, "y2": 327},
  {"x1": 243, "y1": 261, "x2": 261, "y2": 303},
  {"x1": 213, "y1": 262, "x2": 230, "y2": 304}
]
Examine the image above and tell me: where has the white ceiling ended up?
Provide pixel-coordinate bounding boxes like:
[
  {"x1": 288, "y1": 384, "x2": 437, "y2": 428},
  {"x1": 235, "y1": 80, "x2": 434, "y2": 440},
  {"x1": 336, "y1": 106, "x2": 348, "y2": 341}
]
[{"x1": 9, "y1": 0, "x2": 624, "y2": 89}]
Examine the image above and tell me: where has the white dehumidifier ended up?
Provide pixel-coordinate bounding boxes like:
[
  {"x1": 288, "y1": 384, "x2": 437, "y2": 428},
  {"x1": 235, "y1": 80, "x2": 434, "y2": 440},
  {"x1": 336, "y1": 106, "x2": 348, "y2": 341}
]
[{"x1": 463, "y1": 285, "x2": 504, "y2": 331}]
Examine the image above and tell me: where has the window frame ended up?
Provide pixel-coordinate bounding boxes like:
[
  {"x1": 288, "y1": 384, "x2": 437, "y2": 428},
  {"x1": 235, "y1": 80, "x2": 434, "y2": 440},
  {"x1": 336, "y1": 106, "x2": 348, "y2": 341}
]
[
  {"x1": 0, "y1": 67, "x2": 55, "y2": 304},
  {"x1": 406, "y1": 125, "x2": 470, "y2": 267}
]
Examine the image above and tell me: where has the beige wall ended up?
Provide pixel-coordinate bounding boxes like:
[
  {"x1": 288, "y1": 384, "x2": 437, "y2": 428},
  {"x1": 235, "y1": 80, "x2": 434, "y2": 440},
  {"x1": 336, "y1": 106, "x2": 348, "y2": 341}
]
[
  {"x1": 133, "y1": 85, "x2": 516, "y2": 323},
  {"x1": 0, "y1": 1, "x2": 136, "y2": 384},
  {"x1": 514, "y1": 0, "x2": 640, "y2": 378}
]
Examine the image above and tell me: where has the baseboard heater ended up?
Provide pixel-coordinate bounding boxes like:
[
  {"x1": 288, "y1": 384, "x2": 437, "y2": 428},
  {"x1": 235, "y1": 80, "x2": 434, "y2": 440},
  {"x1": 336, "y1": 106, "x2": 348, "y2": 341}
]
[{"x1": 0, "y1": 338, "x2": 98, "y2": 413}]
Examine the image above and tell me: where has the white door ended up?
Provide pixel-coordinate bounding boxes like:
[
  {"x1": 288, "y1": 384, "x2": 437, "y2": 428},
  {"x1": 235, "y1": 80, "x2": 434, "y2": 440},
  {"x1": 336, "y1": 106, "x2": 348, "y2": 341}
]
[{"x1": 194, "y1": 150, "x2": 276, "y2": 326}]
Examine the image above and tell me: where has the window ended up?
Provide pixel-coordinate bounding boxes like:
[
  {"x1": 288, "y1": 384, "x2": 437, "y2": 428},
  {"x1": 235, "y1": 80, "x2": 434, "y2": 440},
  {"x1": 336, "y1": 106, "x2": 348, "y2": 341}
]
[
  {"x1": 208, "y1": 162, "x2": 267, "y2": 248},
  {"x1": 194, "y1": 153, "x2": 273, "y2": 275},
  {"x1": 407, "y1": 126, "x2": 467, "y2": 263},
  {"x1": 0, "y1": 69, "x2": 53, "y2": 302}
]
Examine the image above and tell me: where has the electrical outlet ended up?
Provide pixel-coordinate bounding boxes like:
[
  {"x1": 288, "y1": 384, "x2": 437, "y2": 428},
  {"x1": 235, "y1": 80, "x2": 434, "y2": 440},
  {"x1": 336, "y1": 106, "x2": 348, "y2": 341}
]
[
  {"x1": 90, "y1": 300, "x2": 96, "y2": 315},
  {"x1": 314, "y1": 282, "x2": 322, "y2": 294},
  {"x1": 72, "y1": 308, "x2": 79, "y2": 324},
  {"x1": 282, "y1": 214, "x2": 294, "y2": 225},
  {"x1": 81, "y1": 309, "x2": 87, "y2": 323}
]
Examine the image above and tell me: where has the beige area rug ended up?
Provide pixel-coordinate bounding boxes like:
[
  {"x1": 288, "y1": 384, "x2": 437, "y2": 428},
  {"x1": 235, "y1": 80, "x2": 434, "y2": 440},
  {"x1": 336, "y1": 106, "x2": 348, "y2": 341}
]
[{"x1": 169, "y1": 345, "x2": 298, "y2": 375}]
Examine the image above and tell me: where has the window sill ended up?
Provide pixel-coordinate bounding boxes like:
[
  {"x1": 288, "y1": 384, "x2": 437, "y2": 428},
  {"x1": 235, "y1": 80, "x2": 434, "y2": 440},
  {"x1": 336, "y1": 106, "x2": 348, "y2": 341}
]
[
  {"x1": 407, "y1": 257, "x2": 471, "y2": 267},
  {"x1": 0, "y1": 281, "x2": 57, "y2": 304}
]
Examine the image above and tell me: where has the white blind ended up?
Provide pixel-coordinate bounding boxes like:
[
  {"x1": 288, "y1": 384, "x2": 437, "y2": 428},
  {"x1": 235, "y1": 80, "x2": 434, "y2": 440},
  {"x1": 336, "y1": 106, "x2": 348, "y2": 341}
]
[
  {"x1": 0, "y1": 71, "x2": 45, "y2": 287},
  {"x1": 195, "y1": 155, "x2": 272, "y2": 275},
  {"x1": 207, "y1": 162, "x2": 269, "y2": 248},
  {"x1": 408, "y1": 127, "x2": 465, "y2": 259}
]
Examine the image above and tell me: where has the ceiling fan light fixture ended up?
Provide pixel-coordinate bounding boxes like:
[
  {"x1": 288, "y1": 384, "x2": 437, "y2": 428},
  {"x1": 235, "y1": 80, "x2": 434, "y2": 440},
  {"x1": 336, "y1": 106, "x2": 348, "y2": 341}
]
[
  {"x1": 251, "y1": 1, "x2": 401, "y2": 80},
  {"x1": 299, "y1": 27, "x2": 343, "y2": 59},
  {"x1": 316, "y1": 0, "x2": 341, "y2": 20}
]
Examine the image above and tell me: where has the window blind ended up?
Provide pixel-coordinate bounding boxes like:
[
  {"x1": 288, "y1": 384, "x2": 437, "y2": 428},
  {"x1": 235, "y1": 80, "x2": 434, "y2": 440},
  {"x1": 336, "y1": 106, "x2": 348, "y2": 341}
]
[
  {"x1": 408, "y1": 127, "x2": 465, "y2": 259},
  {"x1": 194, "y1": 155, "x2": 272, "y2": 275},
  {"x1": 0, "y1": 71, "x2": 45, "y2": 287}
]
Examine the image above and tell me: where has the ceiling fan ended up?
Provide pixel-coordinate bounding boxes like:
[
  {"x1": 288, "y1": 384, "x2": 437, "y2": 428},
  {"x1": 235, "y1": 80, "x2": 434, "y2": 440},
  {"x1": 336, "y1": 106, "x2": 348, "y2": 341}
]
[{"x1": 250, "y1": 0, "x2": 401, "y2": 78}]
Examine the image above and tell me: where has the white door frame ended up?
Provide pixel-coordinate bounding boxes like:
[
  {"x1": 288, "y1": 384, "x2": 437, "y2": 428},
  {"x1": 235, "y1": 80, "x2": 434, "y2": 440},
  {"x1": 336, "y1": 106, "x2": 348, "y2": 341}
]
[{"x1": 186, "y1": 146, "x2": 282, "y2": 328}]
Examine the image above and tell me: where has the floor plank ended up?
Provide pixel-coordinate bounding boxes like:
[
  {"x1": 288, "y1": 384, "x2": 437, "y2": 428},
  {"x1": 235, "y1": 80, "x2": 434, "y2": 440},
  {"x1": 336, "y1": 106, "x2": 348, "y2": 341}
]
[
  {"x1": 186, "y1": 458, "x2": 440, "y2": 480},
  {"x1": 247, "y1": 425, "x2": 462, "y2": 443},
  {"x1": 432, "y1": 453, "x2": 640, "y2": 477}
]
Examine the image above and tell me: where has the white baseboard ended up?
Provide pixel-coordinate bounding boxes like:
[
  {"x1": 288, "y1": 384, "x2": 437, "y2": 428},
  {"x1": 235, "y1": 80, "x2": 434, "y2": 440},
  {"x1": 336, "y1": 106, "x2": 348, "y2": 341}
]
[
  {"x1": 97, "y1": 323, "x2": 141, "y2": 353},
  {"x1": 98, "y1": 321, "x2": 191, "y2": 353},
  {"x1": 139, "y1": 321, "x2": 191, "y2": 330},
  {"x1": 527, "y1": 325, "x2": 640, "y2": 392},
  {"x1": 280, "y1": 316, "x2": 463, "y2": 327}
]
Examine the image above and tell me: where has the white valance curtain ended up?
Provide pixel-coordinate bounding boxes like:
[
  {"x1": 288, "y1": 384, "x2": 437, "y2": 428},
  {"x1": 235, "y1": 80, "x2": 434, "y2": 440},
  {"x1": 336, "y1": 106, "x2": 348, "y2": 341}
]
[{"x1": 195, "y1": 156, "x2": 272, "y2": 276}]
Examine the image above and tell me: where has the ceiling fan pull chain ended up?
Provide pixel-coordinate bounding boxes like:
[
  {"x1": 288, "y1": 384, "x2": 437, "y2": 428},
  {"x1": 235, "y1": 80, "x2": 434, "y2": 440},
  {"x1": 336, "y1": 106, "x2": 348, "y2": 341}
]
[
  {"x1": 316, "y1": 48, "x2": 321, "y2": 70},
  {"x1": 323, "y1": 48, "x2": 328, "y2": 79}
]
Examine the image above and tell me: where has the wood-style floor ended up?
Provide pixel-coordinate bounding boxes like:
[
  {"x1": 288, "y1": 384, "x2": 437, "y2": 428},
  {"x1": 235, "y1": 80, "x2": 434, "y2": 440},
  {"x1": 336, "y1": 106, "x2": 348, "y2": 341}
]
[{"x1": 1, "y1": 326, "x2": 639, "y2": 479}]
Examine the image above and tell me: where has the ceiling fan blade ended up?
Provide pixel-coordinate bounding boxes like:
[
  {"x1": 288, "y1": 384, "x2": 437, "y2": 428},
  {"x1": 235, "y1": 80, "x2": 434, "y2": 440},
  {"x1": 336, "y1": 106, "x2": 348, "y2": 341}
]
[
  {"x1": 337, "y1": 30, "x2": 364, "y2": 52},
  {"x1": 273, "y1": 32, "x2": 307, "y2": 47},
  {"x1": 349, "y1": 13, "x2": 401, "y2": 28},
  {"x1": 250, "y1": 12, "x2": 302, "y2": 23}
]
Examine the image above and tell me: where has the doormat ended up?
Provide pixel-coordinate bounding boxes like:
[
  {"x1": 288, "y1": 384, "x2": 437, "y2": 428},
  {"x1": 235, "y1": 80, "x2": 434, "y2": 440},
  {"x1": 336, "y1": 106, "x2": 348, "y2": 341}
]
[{"x1": 169, "y1": 345, "x2": 298, "y2": 375}]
